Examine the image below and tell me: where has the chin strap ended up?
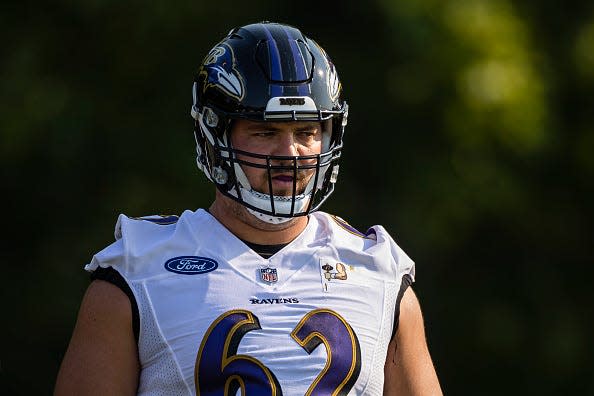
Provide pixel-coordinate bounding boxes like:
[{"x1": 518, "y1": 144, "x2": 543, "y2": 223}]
[{"x1": 246, "y1": 207, "x2": 294, "y2": 224}]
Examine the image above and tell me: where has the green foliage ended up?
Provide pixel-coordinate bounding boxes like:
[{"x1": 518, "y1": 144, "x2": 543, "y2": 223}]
[{"x1": 2, "y1": 1, "x2": 593, "y2": 394}]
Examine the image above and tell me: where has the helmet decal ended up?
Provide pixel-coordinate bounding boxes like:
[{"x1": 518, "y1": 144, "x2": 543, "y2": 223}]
[
  {"x1": 327, "y1": 63, "x2": 341, "y2": 101},
  {"x1": 200, "y1": 43, "x2": 244, "y2": 100}
]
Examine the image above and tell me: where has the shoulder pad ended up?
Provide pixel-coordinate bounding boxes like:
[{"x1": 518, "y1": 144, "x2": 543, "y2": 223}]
[
  {"x1": 115, "y1": 214, "x2": 180, "y2": 240},
  {"x1": 329, "y1": 214, "x2": 375, "y2": 239}
]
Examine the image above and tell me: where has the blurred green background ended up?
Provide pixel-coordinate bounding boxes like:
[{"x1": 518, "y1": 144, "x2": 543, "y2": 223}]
[{"x1": 2, "y1": 0, "x2": 593, "y2": 394}]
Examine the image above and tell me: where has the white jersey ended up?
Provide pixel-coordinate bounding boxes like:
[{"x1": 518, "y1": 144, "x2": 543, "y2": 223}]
[{"x1": 85, "y1": 209, "x2": 415, "y2": 396}]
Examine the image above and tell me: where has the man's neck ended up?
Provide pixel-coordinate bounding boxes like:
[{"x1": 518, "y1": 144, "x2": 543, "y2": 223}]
[{"x1": 208, "y1": 194, "x2": 309, "y2": 245}]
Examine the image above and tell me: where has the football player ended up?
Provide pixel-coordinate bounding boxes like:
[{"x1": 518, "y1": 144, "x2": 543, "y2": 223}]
[{"x1": 55, "y1": 22, "x2": 442, "y2": 395}]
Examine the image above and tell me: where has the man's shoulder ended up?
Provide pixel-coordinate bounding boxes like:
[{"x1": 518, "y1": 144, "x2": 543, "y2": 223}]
[
  {"x1": 86, "y1": 209, "x2": 210, "y2": 278},
  {"x1": 114, "y1": 214, "x2": 179, "y2": 237},
  {"x1": 114, "y1": 209, "x2": 205, "y2": 240},
  {"x1": 312, "y1": 211, "x2": 414, "y2": 279}
]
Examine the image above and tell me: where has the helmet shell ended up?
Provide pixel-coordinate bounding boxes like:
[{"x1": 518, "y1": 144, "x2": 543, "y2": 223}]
[{"x1": 194, "y1": 22, "x2": 343, "y2": 118}]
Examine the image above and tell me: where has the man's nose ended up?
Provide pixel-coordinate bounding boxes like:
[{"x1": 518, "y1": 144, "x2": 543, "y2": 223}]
[{"x1": 272, "y1": 133, "x2": 299, "y2": 157}]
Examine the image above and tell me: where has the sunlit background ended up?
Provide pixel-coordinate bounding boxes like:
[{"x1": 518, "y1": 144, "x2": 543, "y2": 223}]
[{"x1": 2, "y1": 0, "x2": 593, "y2": 394}]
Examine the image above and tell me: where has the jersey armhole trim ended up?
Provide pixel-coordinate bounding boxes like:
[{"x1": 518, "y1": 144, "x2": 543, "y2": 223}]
[
  {"x1": 91, "y1": 266, "x2": 140, "y2": 343},
  {"x1": 391, "y1": 273, "x2": 413, "y2": 340}
]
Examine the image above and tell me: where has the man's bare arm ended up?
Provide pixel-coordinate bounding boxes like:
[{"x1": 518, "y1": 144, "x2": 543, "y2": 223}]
[
  {"x1": 54, "y1": 280, "x2": 139, "y2": 395},
  {"x1": 384, "y1": 287, "x2": 443, "y2": 396}
]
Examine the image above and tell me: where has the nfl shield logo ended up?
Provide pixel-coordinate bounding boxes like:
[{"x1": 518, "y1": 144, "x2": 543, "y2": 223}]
[{"x1": 260, "y1": 267, "x2": 278, "y2": 283}]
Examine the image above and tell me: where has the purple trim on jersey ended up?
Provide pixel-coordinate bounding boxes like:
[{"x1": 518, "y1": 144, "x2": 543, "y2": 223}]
[
  {"x1": 331, "y1": 215, "x2": 368, "y2": 238},
  {"x1": 138, "y1": 215, "x2": 179, "y2": 225},
  {"x1": 282, "y1": 25, "x2": 309, "y2": 96},
  {"x1": 261, "y1": 25, "x2": 283, "y2": 97},
  {"x1": 365, "y1": 228, "x2": 377, "y2": 238}
]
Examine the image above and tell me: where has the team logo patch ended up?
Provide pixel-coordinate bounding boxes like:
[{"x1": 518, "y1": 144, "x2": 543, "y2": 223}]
[
  {"x1": 259, "y1": 267, "x2": 278, "y2": 283},
  {"x1": 322, "y1": 263, "x2": 348, "y2": 281},
  {"x1": 320, "y1": 259, "x2": 353, "y2": 292},
  {"x1": 164, "y1": 256, "x2": 218, "y2": 275}
]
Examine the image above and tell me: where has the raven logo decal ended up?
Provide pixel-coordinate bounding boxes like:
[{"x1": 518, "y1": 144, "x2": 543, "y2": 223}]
[
  {"x1": 200, "y1": 44, "x2": 245, "y2": 100},
  {"x1": 327, "y1": 63, "x2": 340, "y2": 101}
]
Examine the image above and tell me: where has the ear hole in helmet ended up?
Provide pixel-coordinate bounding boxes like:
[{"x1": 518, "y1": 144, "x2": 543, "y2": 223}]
[
  {"x1": 204, "y1": 107, "x2": 219, "y2": 127},
  {"x1": 321, "y1": 119, "x2": 333, "y2": 152}
]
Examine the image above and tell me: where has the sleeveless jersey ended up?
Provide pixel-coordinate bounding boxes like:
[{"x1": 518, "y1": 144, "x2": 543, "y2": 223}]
[{"x1": 85, "y1": 209, "x2": 415, "y2": 395}]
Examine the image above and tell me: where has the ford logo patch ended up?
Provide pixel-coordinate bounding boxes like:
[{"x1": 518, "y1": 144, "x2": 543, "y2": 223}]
[{"x1": 164, "y1": 256, "x2": 218, "y2": 275}]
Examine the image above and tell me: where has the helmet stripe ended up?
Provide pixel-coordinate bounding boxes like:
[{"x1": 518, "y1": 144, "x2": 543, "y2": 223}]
[
  {"x1": 282, "y1": 25, "x2": 310, "y2": 96},
  {"x1": 261, "y1": 24, "x2": 284, "y2": 97}
]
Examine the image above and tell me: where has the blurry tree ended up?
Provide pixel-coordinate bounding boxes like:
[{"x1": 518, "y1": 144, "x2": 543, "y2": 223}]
[
  {"x1": 371, "y1": 0, "x2": 594, "y2": 394},
  {"x1": 1, "y1": 0, "x2": 593, "y2": 394}
]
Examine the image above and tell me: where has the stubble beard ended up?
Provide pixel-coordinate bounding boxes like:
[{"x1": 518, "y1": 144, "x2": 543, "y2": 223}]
[
  {"x1": 217, "y1": 166, "x2": 315, "y2": 232},
  {"x1": 259, "y1": 169, "x2": 314, "y2": 197},
  {"x1": 222, "y1": 193, "x2": 302, "y2": 232}
]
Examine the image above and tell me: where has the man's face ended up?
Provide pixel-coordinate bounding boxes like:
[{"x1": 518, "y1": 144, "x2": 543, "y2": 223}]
[{"x1": 230, "y1": 119, "x2": 323, "y2": 197}]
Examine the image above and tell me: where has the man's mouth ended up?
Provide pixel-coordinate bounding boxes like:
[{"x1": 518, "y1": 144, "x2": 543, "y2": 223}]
[{"x1": 272, "y1": 175, "x2": 295, "y2": 182}]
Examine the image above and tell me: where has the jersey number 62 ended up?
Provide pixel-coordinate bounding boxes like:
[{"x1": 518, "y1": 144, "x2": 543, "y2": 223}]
[{"x1": 195, "y1": 308, "x2": 361, "y2": 396}]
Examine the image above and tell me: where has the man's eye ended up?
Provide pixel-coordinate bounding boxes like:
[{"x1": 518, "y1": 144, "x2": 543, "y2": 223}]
[
  {"x1": 299, "y1": 131, "x2": 316, "y2": 138},
  {"x1": 254, "y1": 131, "x2": 274, "y2": 137}
]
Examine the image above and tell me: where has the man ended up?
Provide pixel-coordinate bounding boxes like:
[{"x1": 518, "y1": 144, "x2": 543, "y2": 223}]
[{"x1": 55, "y1": 22, "x2": 442, "y2": 395}]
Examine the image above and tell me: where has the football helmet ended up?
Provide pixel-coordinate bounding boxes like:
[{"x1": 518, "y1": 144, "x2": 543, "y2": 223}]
[{"x1": 191, "y1": 22, "x2": 348, "y2": 223}]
